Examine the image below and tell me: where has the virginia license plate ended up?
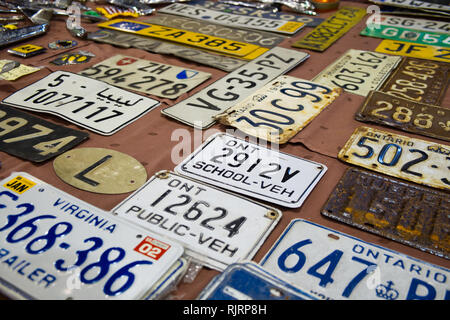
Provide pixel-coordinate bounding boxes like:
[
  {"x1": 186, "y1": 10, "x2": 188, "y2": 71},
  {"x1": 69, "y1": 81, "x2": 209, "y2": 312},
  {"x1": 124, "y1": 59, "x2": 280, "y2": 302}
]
[
  {"x1": 260, "y1": 219, "x2": 450, "y2": 300},
  {"x1": 175, "y1": 133, "x2": 327, "y2": 208},
  {"x1": 313, "y1": 49, "x2": 401, "y2": 96},
  {"x1": 0, "y1": 172, "x2": 184, "y2": 300},
  {"x1": 113, "y1": 171, "x2": 281, "y2": 271},
  {"x1": 216, "y1": 76, "x2": 341, "y2": 144},
  {"x1": 2, "y1": 71, "x2": 160, "y2": 135},
  {"x1": 338, "y1": 126, "x2": 450, "y2": 190},
  {"x1": 79, "y1": 55, "x2": 211, "y2": 99},
  {"x1": 368, "y1": 14, "x2": 450, "y2": 33},
  {"x1": 161, "y1": 47, "x2": 309, "y2": 129},
  {"x1": 375, "y1": 39, "x2": 450, "y2": 63}
]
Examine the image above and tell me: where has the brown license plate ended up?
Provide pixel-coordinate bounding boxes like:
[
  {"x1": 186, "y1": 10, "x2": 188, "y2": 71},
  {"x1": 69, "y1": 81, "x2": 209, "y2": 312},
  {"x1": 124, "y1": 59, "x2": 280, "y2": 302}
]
[
  {"x1": 379, "y1": 57, "x2": 450, "y2": 106},
  {"x1": 321, "y1": 167, "x2": 450, "y2": 259},
  {"x1": 355, "y1": 91, "x2": 450, "y2": 142}
]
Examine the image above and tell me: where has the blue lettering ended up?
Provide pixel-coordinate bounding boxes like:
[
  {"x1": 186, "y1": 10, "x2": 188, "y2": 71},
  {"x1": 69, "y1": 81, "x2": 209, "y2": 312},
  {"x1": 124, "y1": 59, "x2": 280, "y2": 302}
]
[
  {"x1": 352, "y1": 244, "x2": 364, "y2": 254},
  {"x1": 406, "y1": 278, "x2": 436, "y2": 300}
]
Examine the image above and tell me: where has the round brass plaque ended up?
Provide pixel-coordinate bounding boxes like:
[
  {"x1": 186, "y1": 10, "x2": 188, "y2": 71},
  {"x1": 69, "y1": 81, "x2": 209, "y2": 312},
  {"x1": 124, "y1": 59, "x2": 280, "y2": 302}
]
[{"x1": 53, "y1": 148, "x2": 147, "y2": 194}]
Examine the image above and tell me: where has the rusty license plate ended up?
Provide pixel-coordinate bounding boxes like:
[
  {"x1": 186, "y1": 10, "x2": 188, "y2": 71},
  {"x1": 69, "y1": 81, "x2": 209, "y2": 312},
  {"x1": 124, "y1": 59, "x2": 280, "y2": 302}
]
[{"x1": 321, "y1": 167, "x2": 449, "y2": 259}]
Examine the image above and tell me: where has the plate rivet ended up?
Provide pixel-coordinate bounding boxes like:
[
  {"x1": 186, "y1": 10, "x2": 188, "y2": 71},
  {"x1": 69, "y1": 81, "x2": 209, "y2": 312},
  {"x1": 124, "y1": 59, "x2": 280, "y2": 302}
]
[
  {"x1": 156, "y1": 171, "x2": 170, "y2": 179},
  {"x1": 266, "y1": 210, "x2": 279, "y2": 220}
]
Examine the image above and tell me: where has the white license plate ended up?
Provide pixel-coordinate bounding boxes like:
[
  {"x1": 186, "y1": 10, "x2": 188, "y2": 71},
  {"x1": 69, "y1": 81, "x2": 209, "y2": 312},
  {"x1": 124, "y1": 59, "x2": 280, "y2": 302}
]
[
  {"x1": 79, "y1": 55, "x2": 211, "y2": 99},
  {"x1": 161, "y1": 47, "x2": 309, "y2": 129},
  {"x1": 175, "y1": 133, "x2": 327, "y2": 208},
  {"x1": 260, "y1": 219, "x2": 450, "y2": 300},
  {"x1": 368, "y1": 14, "x2": 450, "y2": 33},
  {"x1": 217, "y1": 76, "x2": 341, "y2": 144},
  {"x1": 0, "y1": 172, "x2": 183, "y2": 300},
  {"x1": 113, "y1": 171, "x2": 281, "y2": 271},
  {"x1": 145, "y1": 257, "x2": 188, "y2": 300},
  {"x1": 369, "y1": 0, "x2": 450, "y2": 12},
  {"x1": 313, "y1": 49, "x2": 401, "y2": 96},
  {"x1": 2, "y1": 71, "x2": 160, "y2": 135}
]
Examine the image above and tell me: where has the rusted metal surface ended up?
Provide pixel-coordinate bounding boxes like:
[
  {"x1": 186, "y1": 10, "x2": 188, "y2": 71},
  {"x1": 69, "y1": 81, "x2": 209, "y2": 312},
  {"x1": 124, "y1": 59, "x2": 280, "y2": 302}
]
[{"x1": 321, "y1": 167, "x2": 450, "y2": 259}]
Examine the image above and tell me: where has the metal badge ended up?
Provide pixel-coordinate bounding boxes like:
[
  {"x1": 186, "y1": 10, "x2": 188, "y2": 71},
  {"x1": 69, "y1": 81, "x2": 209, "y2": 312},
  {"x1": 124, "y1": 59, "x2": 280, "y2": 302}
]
[
  {"x1": 0, "y1": 23, "x2": 48, "y2": 47},
  {"x1": 375, "y1": 39, "x2": 450, "y2": 63},
  {"x1": 292, "y1": 6, "x2": 367, "y2": 51},
  {"x1": 50, "y1": 51, "x2": 95, "y2": 65},
  {"x1": 48, "y1": 39, "x2": 78, "y2": 49},
  {"x1": 96, "y1": 6, "x2": 140, "y2": 19},
  {"x1": 7, "y1": 44, "x2": 46, "y2": 58},
  {"x1": 53, "y1": 147, "x2": 147, "y2": 194},
  {"x1": 216, "y1": 75, "x2": 341, "y2": 144},
  {"x1": 322, "y1": 167, "x2": 450, "y2": 259},
  {"x1": 338, "y1": 126, "x2": 450, "y2": 191},
  {"x1": 356, "y1": 91, "x2": 450, "y2": 142}
]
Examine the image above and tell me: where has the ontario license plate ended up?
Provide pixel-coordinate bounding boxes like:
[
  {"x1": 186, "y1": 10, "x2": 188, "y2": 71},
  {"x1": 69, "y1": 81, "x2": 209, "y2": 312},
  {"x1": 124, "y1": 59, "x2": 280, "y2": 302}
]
[
  {"x1": 368, "y1": 14, "x2": 450, "y2": 33},
  {"x1": 161, "y1": 47, "x2": 309, "y2": 129},
  {"x1": 2, "y1": 71, "x2": 160, "y2": 136},
  {"x1": 158, "y1": 3, "x2": 305, "y2": 35},
  {"x1": 0, "y1": 104, "x2": 88, "y2": 162},
  {"x1": 338, "y1": 126, "x2": 450, "y2": 190},
  {"x1": 375, "y1": 39, "x2": 450, "y2": 63},
  {"x1": 216, "y1": 76, "x2": 341, "y2": 144},
  {"x1": 260, "y1": 219, "x2": 450, "y2": 300},
  {"x1": 112, "y1": 171, "x2": 281, "y2": 271},
  {"x1": 313, "y1": 49, "x2": 401, "y2": 96},
  {"x1": 0, "y1": 172, "x2": 184, "y2": 300},
  {"x1": 79, "y1": 55, "x2": 211, "y2": 99},
  {"x1": 175, "y1": 133, "x2": 327, "y2": 208},
  {"x1": 355, "y1": 91, "x2": 450, "y2": 142}
]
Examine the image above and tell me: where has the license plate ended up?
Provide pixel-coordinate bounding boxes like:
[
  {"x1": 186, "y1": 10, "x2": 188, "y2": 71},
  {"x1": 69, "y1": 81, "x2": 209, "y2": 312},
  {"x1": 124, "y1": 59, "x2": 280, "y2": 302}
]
[
  {"x1": 0, "y1": 172, "x2": 184, "y2": 300},
  {"x1": 369, "y1": 0, "x2": 450, "y2": 12},
  {"x1": 79, "y1": 55, "x2": 211, "y2": 99},
  {"x1": 313, "y1": 49, "x2": 401, "y2": 96},
  {"x1": 291, "y1": 7, "x2": 367, "y2": 52},
  {"x1": 2, "y1": 71, "x2": 160, "y2": 136},
  {"x1": 145, "y1": 257, "x2": 188, "y2": 300},
  {"x1": 112, "y1": 171, "x2": 281, "y2": 271},
  {"x1": 379, "y1": 57, "x2": 449, "y2": 106},
  {"x1": 321, "y1": 167, "x2": 450, "y2": 259},
  {"x1": 260, "y1": 219, "x2": 450, "y2": 300},
  {"x1": 0, "y1": 104, "x2": 88, "y2": 162},
  {"x1": 355, "y1": 91, "x2": 450, "y2": 142},
  {"x1": 216, "y1": 76, "x2": 341, "y2": 144},
  {"x1": 161, "y1": 47, "x2": 309, "y2": 129},
  {"x1": 97, "y1": 19, "x2": 261, "y2": 58},
  {"x1": 375, "y1": 39, "x2": 450, "y2": 63},
  {"x1": 175, "y1": 133, "x2": 327, "y2": 208},
  {"x1": 368, "y1": 14, "x2": 450, "y2": 33},
  {"x1": 0, "y1": 24, "x2": 48, "y2": 47},
  {"x1": 338, "y1": 126, "x2": 450, "y2": 190},
  {"x1": 197, "y1": 261, "x2": 317, "y2": 300},
  {"x1": 158, "y1": 3, "x2": 305, "y2": 35}
]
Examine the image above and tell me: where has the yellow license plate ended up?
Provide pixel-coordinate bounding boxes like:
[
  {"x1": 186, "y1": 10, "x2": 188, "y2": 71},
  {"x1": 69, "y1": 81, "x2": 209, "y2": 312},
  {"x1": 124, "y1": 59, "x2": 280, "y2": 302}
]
[
  {"x1": 98, "y1": 19, "x2": 261, "y2": 57},
  {"x1": 292, "y1": 7, "x2": 366, "y2": 52},
  {"x1": 375, "y1": 39, "x2": 450, "y2": 63}
]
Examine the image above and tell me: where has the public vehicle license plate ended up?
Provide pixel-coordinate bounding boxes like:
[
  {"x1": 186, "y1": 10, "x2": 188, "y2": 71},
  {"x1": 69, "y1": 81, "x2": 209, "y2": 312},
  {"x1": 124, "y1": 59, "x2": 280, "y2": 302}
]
[
  {"x1": 367, "y1": 14, "x2": 450, "y2": 33},
  {"x1": 175, "y1": 133, "x2": 327, "y2": 208},
  {"x1": 79, "y1": 55, "x2": 211, "y2": 99},
  {"x1": 321, "y1": 167, "x2": 450, "y2": 259},
  {"x1": 338, "y1": 126, "x2": 450, "y2": 190},
  {"x1": 161, "y1": 47, "x2": 309, "y2": 129},
  {"x1": 375, "y1": 39, "x2": 450, "y2": 63},
  {"x1": 197, "y1": 261, "x2": 316, "y2": 300},
  {"x1": 216, "y1": 76, "x2": 341, "y2": 144},
  {"x1": 260, "y1": 219, "x2": 450, "y2": 300},
  {"x1": 112, "y1": 171, "x2": 281, "y2": 271},
  {"x1": 159, "y1": 3, "x2": 305, "y2": 35},
  {"x1": 0, "y1": 172, "x2": 184, "y2": 300},
  {"x1": 2, "y1": 71, "x2": 160, "y2": 136},
  {"x1": 313, "y1": 49, "x2": 401, "y2": 96},
  {"x1": 0, "y1": 104, "x2": 88, "y2": 162},
  {"x1": 355, "y1": 91, "x2": 450, "y2": 142}
]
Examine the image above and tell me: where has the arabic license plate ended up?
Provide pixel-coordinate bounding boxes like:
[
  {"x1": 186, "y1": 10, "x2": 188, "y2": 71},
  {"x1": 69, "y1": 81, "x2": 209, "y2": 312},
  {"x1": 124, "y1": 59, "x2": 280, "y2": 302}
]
[
  {"x1": 379, "y1": 57, "x2": 450, "y2": 106},
  {"x1": 375, "y1": 39, "x2": 450, "y2": 63},
  {"x1": 355, "y1": 91, "x2": 450, "y2": 142},
  {"x1": 291, "y1": 7, "x2": 367, "y2": 52},
  {"x1": 198, "y1": 261, "x2": 317, "y2": 300},
  {"x1": 175, "y1": 133, "x2": 327, "y2": 208},
  {"x1": 313, "y1": 49, "x2": 401, "y2": 96},
  {"x1": 321, "y1": 167, "x2": 450, "y2": 259},
  {"x1": 368, "y1": 14, "x2": 450, "y2": 33},
  {"x1": 161, "y1": 47, "x2": 309, "y2": 129},
  {"x1": 1, "y1": 71, "x2": 160, "y2": 136},
  {"x1": 216, "y1": 76, "x2": 341, "y2": 144},
  {"x1": 338, "y1": 126, "x2": 450, "y2": 190},
  {"x1": 369, "y1": 0, "x2": 450, "y2": 12},
  {"x1": 97, "y1": 19, "x2": 261, "y2": 58},
  {"x1": 158, "y1": 3, "x2": 305, "y2": 35},
  {"x1": 113, "y1": 171, "x2": 281, "y2": 271},
  {"x1": 0, "y1": 104, "x2": 88, "y2": 162},
  {"x1": 0, "y1": 172, "x2": 183, "y2": 300},
  {"x1": 260, "y1": 219, "x2": 450, "y2": 300}
]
